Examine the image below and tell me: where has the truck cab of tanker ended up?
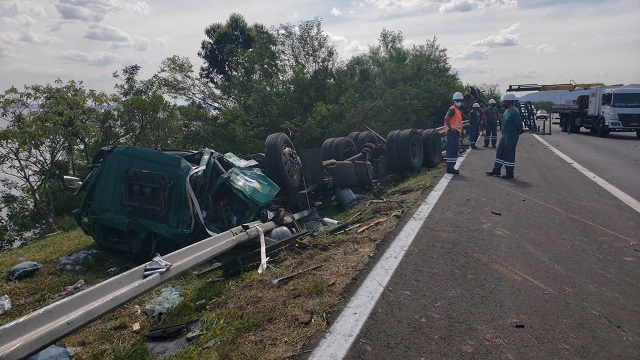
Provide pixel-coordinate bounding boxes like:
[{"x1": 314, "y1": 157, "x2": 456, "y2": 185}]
[{"x1": 588, "y1": 86, "x2": 640, "y2": 137}]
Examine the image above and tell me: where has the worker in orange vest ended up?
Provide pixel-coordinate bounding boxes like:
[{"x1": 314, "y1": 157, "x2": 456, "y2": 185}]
[{"x1": 443, "y1": 92, "x2": 464, "y2": 174}]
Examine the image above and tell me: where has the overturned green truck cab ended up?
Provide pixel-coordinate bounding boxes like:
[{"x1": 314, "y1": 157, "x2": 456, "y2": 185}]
[{"x1": 72, "y1": 145, "x2": 281, "y2": 260}]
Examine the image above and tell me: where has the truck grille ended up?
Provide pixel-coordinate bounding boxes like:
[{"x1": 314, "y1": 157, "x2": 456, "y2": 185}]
[{"x1": 618, "y1": 114, "x2": 640, "y2": 127}]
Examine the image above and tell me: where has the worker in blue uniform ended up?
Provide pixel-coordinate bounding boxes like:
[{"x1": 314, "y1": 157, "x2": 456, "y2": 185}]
[
  {"x1": 443, "y1": 92, "x2": 464, "y2": 174},
  {"x1": 483, "y1": 99, "x2": 499, "y2": 148},
  {"x1": 486, "y1": 93, "x2": 524, "y2": 179}
]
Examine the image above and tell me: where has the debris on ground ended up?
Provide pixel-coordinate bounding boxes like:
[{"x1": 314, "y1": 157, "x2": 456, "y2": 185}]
[
  {"x1": 144, "y1": 254, "x2": 172, "y2": 278},
  {"x1": 272, "y1": 264, "x2": 323, "y2": 284},
  {"x1": 491, "y1": 211, "x2": 502, "y2": 216},
  {"x1": 320, "y1": 217, "x2": 338, "y2": 226},
  {"x1": 0, "y1": 294, "x2": 11, "y2": 314},
  {"x1": 132, "y1": 322, "x2": 141, "y2": 333},
  {"x1": 8, "y1": 261, "x2": 41, "y2": 280},
  {"x1": 144, "y1": 287, "x2": 183, "y2": 317},
  {"x1": 356, "y1": 217, "x2": 388, "y2": 233},
  {"x1": 145, "y1": 319, "x2": 201, "y2": 359},
  {"x1": 27, "y1": 345, "x2": 79, "y2": 360},
  {"x1": 192, "y1": 261, "x2": 221, "y2": 277},
  {"x1": 53, "y1": 279, "x2": 87, "y2": 301},
  {"x1": 59, "y1": 250, "x2": 97, "y2": 271}
]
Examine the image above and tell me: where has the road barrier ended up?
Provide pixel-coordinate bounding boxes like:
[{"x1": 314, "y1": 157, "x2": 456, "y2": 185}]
[{"x1": 0, "y1": 209, "x2": 312, "y2": 360}]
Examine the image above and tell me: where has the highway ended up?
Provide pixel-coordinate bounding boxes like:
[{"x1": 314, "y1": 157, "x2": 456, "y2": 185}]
[{"x1": 307, "y1": 132, "x2": 640, "y2": 359}]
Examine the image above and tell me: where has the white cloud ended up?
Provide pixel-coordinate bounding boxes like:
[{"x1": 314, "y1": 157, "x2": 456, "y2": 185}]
[
  {"x1": 4, "y1": 15, "x2": 37, "y2": 28},
  {"x1": 84, "y1": 23, "x2": 131, "y2": 42},
  {"x1": 331, "y1": 7, "x2": 342, "y2": 16},
  {"x1": 364, "y1": 0, "x2": 428, "y2": 10},
  {"x1": 19, "y1": 31, "x2": 61, "y2": 44},
  {"x1": 472, "y1": 23, "x2": 519, "y2": 47},
  {"x1": 439, "y1": 0, "x2": 517, "y2": 13},
  {"x1": 56, "y1": 5, "x2": 105, "y2": 22},
  {"x1": 0, "y1": 0, "x2": 47, "y2": 17},
  {"x1": 112, "y1": 35, "x2": 149, "y2": 51},
  {"x1": 58, "y1": 50, "x2": 117, "y2": 67},
  {"x1": 451, "y1": 46, "x2": 490, "y2": 60},
  {"x1": 324, "y1": 31, "x2": 368, "y2": 57},
  {"x1": 534, "y1": 44, "x2": 555, "y2": 53},
  {"x1": 126, "y1": 2, "x2": 150, "y2": 15},
  {"x1": 288, "y1": 12, "x2": 300, "y2": 19}
]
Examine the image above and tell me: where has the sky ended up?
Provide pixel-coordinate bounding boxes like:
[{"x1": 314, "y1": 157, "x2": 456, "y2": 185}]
[{"x1": 1, "y1": 0, "x2": 639, "y2": 99}]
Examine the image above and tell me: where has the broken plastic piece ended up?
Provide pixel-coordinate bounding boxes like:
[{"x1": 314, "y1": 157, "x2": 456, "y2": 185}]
[
  {"x1": 0, "y1": 294, "x2": 11, "y2": 314},
  {"x1": 144, "y1": 254, "x2": 172, "y2": 278}
]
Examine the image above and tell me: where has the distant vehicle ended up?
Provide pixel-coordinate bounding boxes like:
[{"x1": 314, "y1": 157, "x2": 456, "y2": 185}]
[
  {"x1": 535, "y1": 110, "x2": 549, "y2": 120},
  {"x1": 554, "y1": 85, "x2": 640, "y2": 138}
]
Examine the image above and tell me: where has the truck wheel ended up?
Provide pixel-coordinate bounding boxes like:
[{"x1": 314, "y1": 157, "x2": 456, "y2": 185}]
[
  {"x1": 398, "y1": 128, "x2": 423, "y2": 172},
  {"x1": 385, "y1": 130, "x2": 401, "y2": 173},
  {"x1": 265, "y1": 133, "x2": 302, "y2": 193},
  {"x1": 596, "y1": 118, "x2": 609, "y2": 138},
  {"x1": 560, "y1": 119, "x2": 567, "y2": 132},
  {"x1": 331, "y1": 137, "x2": 357, "y2": 161},
  {"x1": 322, "y1": 138, "x2": 336, "y2": 160},
  {"x1": 422, "y1": 129, "x2": 442, "y2": 168},
  {"x1": 355, "y1": 131, "x2": 378, "y2": 150},
  {"x1": 636, "y1": 130, "x2": 640, "y2": 139},
  {"x1": 348, "y1": 132, "x2": 359, "y2": 140}
]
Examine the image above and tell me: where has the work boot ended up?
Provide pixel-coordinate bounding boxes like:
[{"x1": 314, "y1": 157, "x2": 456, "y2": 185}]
[
  {"x1": 486, "y1": 171, "x2": 500, "y2": 176},
  {"x1": 483, "y1": 144, "x2": 488, "y2": 148},
  {"x1": 447, "y1": 169, "x2": 459, "y2": 174},
  {"x1": 492, "y1": 145, "x2": 496, "y2": 148},
  {"x1": 501, "y1": 173, "x2": 514, "y2": 179}
]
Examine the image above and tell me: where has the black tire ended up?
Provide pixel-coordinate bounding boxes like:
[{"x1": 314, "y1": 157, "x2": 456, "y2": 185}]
[
  {"x1": 398, "y1": 128, "x2": 423, "y2": 172},
  {"x1": 636, "y1": 130, "x2": 640, "y2": 139},
  {"x1": 422, "y1": 129, "x2": 442, "y2": 168},
  {"x1": 348, "y1": 132, "x2": 359, "y2": 140},
  {"x1": 385, "y1": 130, "x2": 401, "y2": 173},
  {"x1": 596, "y1": 118, "x2": 609, "y2": 138},
  {"x1": 331, "y1": 137, "x2": 357, "y2": 161},
  {"x1": 265, "y1": 133, "x2": 302, "y2": 193},
  {"x1": 322, "y1": 138, "x2": 336, "y2": 160},
  {"x1": 560, "y1": 118, "x2": 568, "y2": 132},
  {"x1": 355, "y1": 131, "x2": 378, "y2": 150}
]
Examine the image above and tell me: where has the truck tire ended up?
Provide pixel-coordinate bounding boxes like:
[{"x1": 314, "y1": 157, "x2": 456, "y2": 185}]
[
  {"x1": 422, "y1": 129, "x2": 442, "y2": 168},
  {"x1": 322, "y1": 138, "x2": 336, "y2": 160},
  {"x1": 636, "y1": 130, "x2": 640, "y2": 139},
  {"x1": 398, "y1": 128, "x2": 423, "y2": 172},
  {"x1": 331, "y1": 137, "x2": 357, "y2": 161},
  {"x1": 385, "y1": 130, "x2": 401, "y2": 173},
  {"x1": 265, "y1": 133, "x2": 302, "y2": 193},
  {"x1": 560, "y1": 117, "x2": 568, "y2": 132},
  {"x1": 596, "y1": 118, "x2": 609, "y2": 138},
  {"x1": 355, "y1": 131, "x2": 378, "y2": 150},
  {"x1": 348, "y1": 132, "x2": 359, "y2": 140}
]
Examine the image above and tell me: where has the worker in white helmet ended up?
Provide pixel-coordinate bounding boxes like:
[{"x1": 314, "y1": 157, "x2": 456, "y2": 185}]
[
  {"x1": 486, "y1": 93, "x2": 524, "y2": 179},
  {"x1": 483, "y1": 99, "x2": 499, "y2": 148},
  {"x1": 469, "y1": 103, "x2": 481, "y2": 149},
  {"x1": 443, "y1": 92, "x2": 464, "y2": 174}
]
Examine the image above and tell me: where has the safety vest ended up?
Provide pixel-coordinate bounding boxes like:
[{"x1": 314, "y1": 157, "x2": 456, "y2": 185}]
[{"x1": 444, "y1": 105, "x2": 463, "y2": 133}]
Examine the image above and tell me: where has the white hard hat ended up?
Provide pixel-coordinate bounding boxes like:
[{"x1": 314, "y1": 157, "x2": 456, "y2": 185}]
[
  {"x1": 488, "y1": 99, "x2": 496, "y2": 104},
  {"x1": 452, "y1": 92, "x2": 464, "y2": 100},
  {"x1": 502, "y1": 93, "x2": 517, "y2": 101},
  {"x1": 472, "y1": 103, "x2": 480, "y2": 108}
]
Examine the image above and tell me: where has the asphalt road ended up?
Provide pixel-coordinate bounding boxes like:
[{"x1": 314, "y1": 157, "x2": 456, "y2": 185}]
[
  {"x1": 318, "y1": 132, "x2": 640, "y2": 359},
  {"x1": 543, "y1": 126, "x2": 640, "y2": 199}
]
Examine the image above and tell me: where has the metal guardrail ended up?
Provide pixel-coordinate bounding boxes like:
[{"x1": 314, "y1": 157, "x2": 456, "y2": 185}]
[{"x1": 0, "y1": 209, "x2": 312, "y2": 360}]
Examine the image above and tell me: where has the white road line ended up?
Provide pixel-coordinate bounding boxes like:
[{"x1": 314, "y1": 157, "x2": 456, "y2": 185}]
[
  {"x1": 533, "y1": 134, "x2": 640, "y2": 214},
  {"x1": 308, "y1": 152, "x2": 468, "y2": 360}
]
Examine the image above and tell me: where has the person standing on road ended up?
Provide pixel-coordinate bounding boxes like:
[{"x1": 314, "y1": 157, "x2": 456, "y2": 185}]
[
  {"x1": 479, "y1": 103, "x2": 486, "y2": 136},
  {"x1": 469, "y1": 103, "x2": 481, "y2": 149},
  {"x1": 443, "y1": 92, "x2": 464, "y2": 174},
  {"x1": 486, "y1": 93, "x2": 524, "y2": 179},
  {"x1": 483, "y1": 99, "x2": 499, "y2": 148}
]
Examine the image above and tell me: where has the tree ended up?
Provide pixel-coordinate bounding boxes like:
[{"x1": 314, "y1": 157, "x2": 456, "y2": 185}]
[
  {"x1": 471, "y1": 83, "x2": 502, "y2": 103},
  {"x1": 113, "y1": 65, "x2": 182, "y2": 149},
  {"x1": 0, "y1": 80, "x2": 111, "y2": 241}
]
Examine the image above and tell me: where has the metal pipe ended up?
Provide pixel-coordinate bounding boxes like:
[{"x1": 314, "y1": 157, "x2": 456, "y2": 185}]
[{"x1": 0, "y1": 209, "x2": 312, "y2": 360}]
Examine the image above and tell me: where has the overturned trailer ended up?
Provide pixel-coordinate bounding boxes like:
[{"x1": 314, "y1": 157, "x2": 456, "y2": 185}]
[{"x1": 67, "y1": 127, "x2": 443, "y2": 261}]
